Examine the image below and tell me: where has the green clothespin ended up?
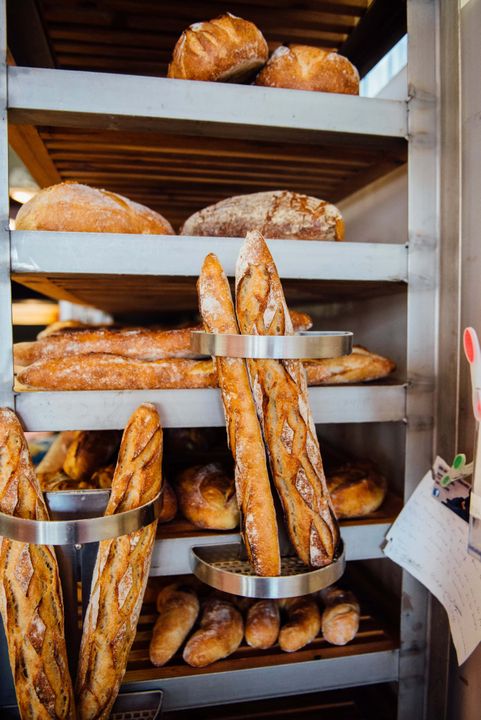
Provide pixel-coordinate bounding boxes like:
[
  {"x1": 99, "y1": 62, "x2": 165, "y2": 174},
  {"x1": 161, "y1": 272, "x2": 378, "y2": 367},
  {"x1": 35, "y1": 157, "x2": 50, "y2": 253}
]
[{"x1": 441, "y1": 454, "x2": 473, "y2": 487}]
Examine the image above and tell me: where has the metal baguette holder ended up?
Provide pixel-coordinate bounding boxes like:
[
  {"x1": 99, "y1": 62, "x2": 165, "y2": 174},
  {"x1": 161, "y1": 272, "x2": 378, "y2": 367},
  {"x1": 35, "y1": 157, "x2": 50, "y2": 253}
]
[
  {"x1": 0, "y1": 489, "x2": 164, "y2": 718},
  {"x1": 189, "y1": 329, "x2": 352, "y2": 598}
]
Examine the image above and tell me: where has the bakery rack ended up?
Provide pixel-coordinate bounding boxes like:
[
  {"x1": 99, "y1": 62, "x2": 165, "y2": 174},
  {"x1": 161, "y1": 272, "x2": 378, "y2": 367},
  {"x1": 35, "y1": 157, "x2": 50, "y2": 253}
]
[{"x1": 0, "y1": 1, "x2": 461, "y2": 719}]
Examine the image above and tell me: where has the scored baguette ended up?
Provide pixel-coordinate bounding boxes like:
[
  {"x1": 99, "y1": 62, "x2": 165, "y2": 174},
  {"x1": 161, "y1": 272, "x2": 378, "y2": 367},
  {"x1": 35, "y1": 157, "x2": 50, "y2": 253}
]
[
  {"x1": 198, "y1": 253, "x2": 280, "y2": 576},
  {"x1": 76, "y1": 403, "x2": 163, "y2": 720},
  {"x1": 235, "y1": 231, "x2": 339, "y2": 567},
  {"x1": 0, "y1": 408, "x2": 75, "y2": 720}
]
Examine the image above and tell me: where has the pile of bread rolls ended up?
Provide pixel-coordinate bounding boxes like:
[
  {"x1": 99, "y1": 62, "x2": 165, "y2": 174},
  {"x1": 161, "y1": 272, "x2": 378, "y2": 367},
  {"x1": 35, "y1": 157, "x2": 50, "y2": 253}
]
[
  {"x1": 167, "y1": 12, "x2": 360, "y2": 96},
  {"x1": 149, "y1": 582, "x2": 361, "y2": 668}
]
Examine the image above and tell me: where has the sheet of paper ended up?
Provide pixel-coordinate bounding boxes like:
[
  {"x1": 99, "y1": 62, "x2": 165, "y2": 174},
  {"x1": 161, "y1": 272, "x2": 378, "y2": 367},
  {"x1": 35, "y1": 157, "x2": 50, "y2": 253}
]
[{"x1": 384, "y1": 470, "x2": 481, "y2": 665}]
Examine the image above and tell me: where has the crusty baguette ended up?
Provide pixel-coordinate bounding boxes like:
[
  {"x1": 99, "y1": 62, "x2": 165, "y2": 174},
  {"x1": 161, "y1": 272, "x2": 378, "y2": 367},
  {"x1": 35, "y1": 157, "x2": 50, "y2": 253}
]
[
  {"x1": 235, "y1": 231, "x2": 339, "y2": 567},
  {"x1": 183, "y1": 598, "x2": 243, "y2": 667},
  {"x1": 198, "y1": 253, "x2": 280, "y2": 575},
  {"x1": 76, "y1": 403, "x2": 163, "y2": 720},
  {"x1": 17, "y1": 355, "x2": 217, "y2": 390},
  {"x1": 63, "y1": 430, "x2": 120, "y2": 481},
  {"x1": 149, "y1": 584, "x2": 200, "y2": 667},
  {"x1": 245, "y1": 600, "x2": 280, "y2": 649},
  {"x1": 0, "y1": 408, "x2": 75, "y2": 719},
  {"x1": 175, "y1": 462, "x2": 239, "y2": 530},
  {"x1": 327, "y1": 462, "x2": 387, "y2": 518},
  {"x1": 15, "y1": 312, "x2": 312, "y2": 367},
  {"x1": 16, "y1": 181, "x2": 174, "y2": 235},
  {"x1": 304, "y1": 346, "x2": 395, "y2": 385},
  {"x1": 168, "y1": 13, "x2": 268, "y2": 83},
  {"x1": 320, "y1": 587, "x2": 360, "y2": 646},
  {"x1": 180, "y1": 190, "x2": 344, "y2": 242},
  {"x1": 278, "y1": 596, "x2": 321, "y2": 653},
  {"x1": 255, "y1": 45, "x2": 359, "y2": 95}
]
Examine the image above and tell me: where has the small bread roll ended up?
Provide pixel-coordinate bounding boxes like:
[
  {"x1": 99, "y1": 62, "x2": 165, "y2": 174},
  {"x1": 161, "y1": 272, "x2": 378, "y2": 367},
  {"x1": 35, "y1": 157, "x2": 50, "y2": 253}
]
[
  {"x1": 255, "y1": 45, "x2": 359, "y2": 95},
  {"x1": 327, "y1": 462, "x2": 387, "y2": 518},
  {"x1": 183, "y1": 598, "x2": 243, "y2": 667},
  {"x1": 168, "y1": 13, "x2": 268, "y2": 83},
  {"x1": 321, "y1": 587, "x2": 360, "y2": 646},
  {"x1": 278, "y1": 596, "x2": 321, "y2": 652},
  {"x1": 245, "y1": 600, "x2": 280, "y2": 649},
  {"x1": 149, "y1": 585, "x2": 200, "y2": 667},
  {"x1": 175, "y1": 462, "x2": 239, "y2": 529},
  {"x1": 63, "y1": 430, "x2": 120, "y2": 480}
]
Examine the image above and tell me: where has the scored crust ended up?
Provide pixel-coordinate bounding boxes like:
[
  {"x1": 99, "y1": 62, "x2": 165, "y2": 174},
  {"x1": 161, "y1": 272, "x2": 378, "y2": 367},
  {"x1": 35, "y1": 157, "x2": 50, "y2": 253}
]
[
  {"x1": 175, "y1": 462, "x2": 239, "y2": 530},
  {"x1": 181, "y1": 190, "x2": 344, "y2": 241},
  {"x1": 255, "y1": 44, "x2": 359, "y2": 94},
  {"x1": 168, "y1": 13, "x2": 268, "y2": 82},
  {"x1": 16, "y1": 181, "x2": 175, "y2": 235}
]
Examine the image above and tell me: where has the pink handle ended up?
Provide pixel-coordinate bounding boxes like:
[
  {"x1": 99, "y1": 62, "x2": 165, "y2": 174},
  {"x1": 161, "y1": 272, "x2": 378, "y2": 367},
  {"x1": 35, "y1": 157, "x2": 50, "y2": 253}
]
[{"x1": 464, "y1": 327, "x2": 477, "y2": 364}]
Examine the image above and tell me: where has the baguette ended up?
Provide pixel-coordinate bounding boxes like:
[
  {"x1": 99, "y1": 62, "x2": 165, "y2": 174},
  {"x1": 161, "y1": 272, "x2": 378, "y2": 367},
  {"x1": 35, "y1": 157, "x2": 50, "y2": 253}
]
[
  {"x1": 278, "y1": 596, "x2": 321, "y2": 652},
  {"x1": 15, "y1": 311, "x2": 313, "y2": 367},
  {"x1": 175, "y1": 462, "x2": 239, "y2": 530},
  {"x1": 235, "y1": 231, "x2": 339, "y2": 567},
  {"x1": 183, "y1": 598, "x2": 243, "y2": 667},
  {"x1": 149, "y1": 584, "x2": 200, "y2": 667},
  {"x1": 180, "y1": 190, "x2": 344, "y2": 242},
  {"x1": 198, "y1": 253, "x2": 280, "y2": 576},
  {"x1": 76, "y1": 403, "x2": 163, "y2": 720},
  {"x1": 0, "y1": 408, "x2": 75, "y2": 719},
  {"x1": 63, "y1": 430, "x2": 120, "y2": 480},
  {"x1": 245, "y1": 600, "x2": 280, "y2": 649},
  {"x1": 320, "y1": 587, "x2": 360, "y2": 646},
  {"x1": 304, "y1": 346, "x2": 395, "y2": 385}
]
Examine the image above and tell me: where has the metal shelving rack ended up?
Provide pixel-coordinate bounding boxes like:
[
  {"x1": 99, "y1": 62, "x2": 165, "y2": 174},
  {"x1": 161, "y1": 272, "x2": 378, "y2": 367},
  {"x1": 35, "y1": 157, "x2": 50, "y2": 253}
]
[{"x1": 0, "y1": 1, "x2": 461, "y2": 718}]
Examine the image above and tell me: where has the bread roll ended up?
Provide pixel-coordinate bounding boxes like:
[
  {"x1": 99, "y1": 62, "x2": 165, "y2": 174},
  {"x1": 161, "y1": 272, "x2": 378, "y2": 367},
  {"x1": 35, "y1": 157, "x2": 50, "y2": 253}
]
[
  {"x1": 168, "y1": 13, "x2": 268, "y2": 83},
  {"x1": 16, "y1": 182, "x2": 174, "y2": 235},
  {"x1": 278, "y1": 596, "x2": 321, "y2": 652},
  {"x1": 183, "y1": 598, "x2": 243, "y2": 667},
  {"x1": 235, "y1": 231, "x2": 339, "y2": 567},
  {"x1": 76, "y1": 404, "x2": 163, "y2": 720},
  {"x1": 149, "y1": 585, "x2": 200, "y2": 667},
  {"x1": 245, "y1": 600, "x2": 280, "y2": 649},
  {"x1": 63, "y1": 430, "x2": 120, "y2": 481},
  {"x1": 327, "y1": 462, "x2": 387, "y2": 518},
  {"x1": 255, "y1": 45, "x2": 359, "y2": 95},
  {"x1": 35, "y1": 430, "x2": 76, "y2": 476},
  {"x1": 17, "y1": 355, "x2": 217, "y2": 391},
  {"x1": 175, "y1": 462, "x2": 239, "y2": 530},
  {"x1": 180, "y1": 190, "x2": 344, "y2": 241},
  {"x1": 0, "y1": 409, "x2": 75, "y2": 719},
  {"x1": 320, "y1": 587, "x2": 360, "y2": 646},
  {"x1": 304, "y1": 346, "x2": 395, "y2": 385},
  {"x1": 198, "y1": 253, "x2": 280, "y2": 576}
]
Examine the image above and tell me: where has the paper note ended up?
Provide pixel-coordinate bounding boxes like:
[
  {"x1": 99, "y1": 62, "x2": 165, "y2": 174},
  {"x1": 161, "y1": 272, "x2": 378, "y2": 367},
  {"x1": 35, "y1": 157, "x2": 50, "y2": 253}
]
[{"x1": 384, "y1": 470, "x2": 481, "y2": 665}]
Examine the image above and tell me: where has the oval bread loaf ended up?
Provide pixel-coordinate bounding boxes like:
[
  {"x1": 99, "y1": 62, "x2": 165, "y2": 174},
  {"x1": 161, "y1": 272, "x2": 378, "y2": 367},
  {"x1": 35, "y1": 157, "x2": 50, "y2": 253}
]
[
  {"x1": 149, "y1": 585, "x2": 200, "y2": 667},
  {"x1": 278, "y1": 596, "x2": 321, "y2": 652},
  {"x1": 175, "y1": 462, "x2": 239, "y2": 530},
  {"x1": 245, "y1": 600, "x2": 280, "y2": 649},
  {"x1": 255, "y1": 45, "x2": 359, "y2": 95},
  {"x1": 321, "y1": 587, "x2": 360, "y2": 646},
  {"x1": 327, "y1": 462, "x2": 387, "y2": 518},
  {"x1": 183, "y1": 598, "x2": 244, "y2": 667},
  {"x1": 168, "y1": 13, "x2": 268, "y2": 83},
  {"x1": 181, "y1": 190, "x2": 344, "y2": 241}
]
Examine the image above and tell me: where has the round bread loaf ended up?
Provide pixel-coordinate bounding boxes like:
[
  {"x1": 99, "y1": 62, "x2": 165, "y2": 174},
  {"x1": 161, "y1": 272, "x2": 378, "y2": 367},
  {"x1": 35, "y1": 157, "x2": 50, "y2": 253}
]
[
  {"x1": 255, "y1": 45, "x2": 359, "y2": 95},
  {"x1": 180, "y1": 190, "x2": 344, "y2": 241},
  {"x1": 168, "y1": 13, "x2": 268, "y2": 83},
  {"x1": 16, "y1": 182, "x2": 175, "y2": 234},
  {"x1": 175, "y1": 462, "x2": 239, "y2": 529},
  {"x1": 326, "y1": 462, "x2": 387, "y2": 518}
]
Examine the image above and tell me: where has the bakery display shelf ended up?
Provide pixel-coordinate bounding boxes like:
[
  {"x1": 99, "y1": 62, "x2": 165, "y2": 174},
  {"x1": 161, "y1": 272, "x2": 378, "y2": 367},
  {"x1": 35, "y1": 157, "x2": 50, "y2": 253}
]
[
  {"x1": 13, "y1": 383, "x2": 407, "y2": 431},
  {"x1": 151, "y1": 495, "x2": 402, "y2": 576},
  {"x1": 121, "y1": 601, "x2": 398, "y2": 711}
]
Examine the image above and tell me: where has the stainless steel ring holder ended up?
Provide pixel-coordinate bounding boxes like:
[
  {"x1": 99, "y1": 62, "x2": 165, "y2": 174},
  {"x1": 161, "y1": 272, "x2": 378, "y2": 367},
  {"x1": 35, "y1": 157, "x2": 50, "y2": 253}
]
[
  {"x1": 189, "y1": 329, "x2": 352, "y2": 598},
  {"x1": 0, "y1": 490, "x2": 164, "y2": 719}
]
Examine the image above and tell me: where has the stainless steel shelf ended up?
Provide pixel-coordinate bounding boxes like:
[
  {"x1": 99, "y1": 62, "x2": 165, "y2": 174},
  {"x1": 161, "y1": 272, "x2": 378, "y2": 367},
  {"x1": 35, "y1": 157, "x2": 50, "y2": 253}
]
[
  {"x1": 122, "y1": 650, "x2": 399, "y2": 711},
  {"x1": 14, "y1": 384, "x2": 406, "y2": 431},
  {"x1": 150, "y1": 521, "x2": 392, "y2": 576},
  {"x1": 11, "y1": 233, "x2": 408, "y2": 282},
  {"x1": 8, "y1": 67, "x2": 407, "y2": 143}
]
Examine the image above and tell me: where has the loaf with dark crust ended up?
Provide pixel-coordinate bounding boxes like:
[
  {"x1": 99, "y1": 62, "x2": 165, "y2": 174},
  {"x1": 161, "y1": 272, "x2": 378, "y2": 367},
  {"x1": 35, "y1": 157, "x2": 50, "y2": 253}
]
[
  {"x1": 198, "y1": 253, "x2": 280, "y2": 576},
  {"x1": 180, "y1": 190, "x2": 344, "y2": 241},
  {"x1": 235, "y1": 231, "x2": 339, "y2": 567},
  {"x1": 75, "y1": 403, "x2": 163, "y2": 720},
  {"x1": 0, "y1": 408, "x2": 75, "y2": 720}
]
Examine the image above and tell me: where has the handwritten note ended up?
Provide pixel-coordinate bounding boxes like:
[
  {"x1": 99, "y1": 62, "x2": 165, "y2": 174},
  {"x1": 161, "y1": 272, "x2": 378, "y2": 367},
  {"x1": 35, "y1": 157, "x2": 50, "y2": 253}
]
[{"x1": 384, "y1": 471, "x2": 481, "y2": 665}]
